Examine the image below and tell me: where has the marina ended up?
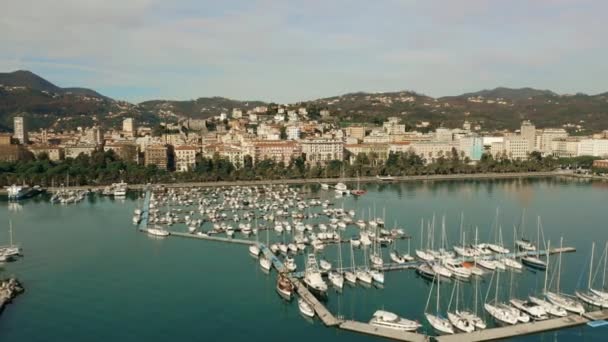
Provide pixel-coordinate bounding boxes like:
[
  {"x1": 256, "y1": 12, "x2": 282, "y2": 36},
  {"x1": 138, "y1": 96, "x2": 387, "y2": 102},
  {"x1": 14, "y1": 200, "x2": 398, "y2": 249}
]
[{"x1": 1, "y1": 177, "x2": 608, "y2": 341}]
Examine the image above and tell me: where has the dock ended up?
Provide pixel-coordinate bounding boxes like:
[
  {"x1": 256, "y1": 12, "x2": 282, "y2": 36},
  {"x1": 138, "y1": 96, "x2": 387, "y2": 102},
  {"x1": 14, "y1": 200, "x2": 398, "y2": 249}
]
[
  {"x1": 164, "y1": 230, "x2": 254, "y2": 245},
  {"x1": 340, "y1": 320, "x2": 428, "y2": 342},
  {"x1": 435, "y1": 310, "x2": 608, "y2": 342},
  {"x1": 290, "y1": 278, "x2": 342, "y2": 326}
]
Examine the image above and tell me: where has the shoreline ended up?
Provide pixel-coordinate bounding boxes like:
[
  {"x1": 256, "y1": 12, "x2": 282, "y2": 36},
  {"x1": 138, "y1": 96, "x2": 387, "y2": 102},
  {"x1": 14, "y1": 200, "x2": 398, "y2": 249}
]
[{"x1": 15, "y1": 171, "x2": 571, "y2": 193}]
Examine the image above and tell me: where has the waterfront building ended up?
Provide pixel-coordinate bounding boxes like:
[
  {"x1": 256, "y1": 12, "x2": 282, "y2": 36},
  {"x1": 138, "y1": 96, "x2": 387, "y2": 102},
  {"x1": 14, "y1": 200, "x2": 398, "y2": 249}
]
[
  {"x1": 407, "y1": 141, "x2": 459, "y2": 161},
  {"x1": 492, "y1": 136, "x2": 529, "y2": 160},
  {"x1": 592, "y1": 159, "x2": 608, "y2": 169},
  {"x1": 251, "y1": 141, "x2": 302, "y2": 165},
  {"x1": 536, "y1": 128, "x2": 568, "y2": 154},
  {"x1": 203, "y1": 144, "x2": 245, "y2": 167},
  {"x1": 521, "y1": 120, "x2": 536, "y2": 151},
  {"x1": 13, "y1": 116, "x2": 28, "y2": 144},
  {"x1": 551, "y1": 138, "x2": 580, "y2": 158},
  {"x1": 144, "y1": 144, "x2": 170, "y2": 170},
  {"x1": 301, "y1": 138, "x2": 344, "y2": 166},
  {"x1": 345, "y1": 143, "x2": 389, "y2": 164},
  {"x1": 458, "y1": 136, "x2": 484, "y2": 161},
  {"x1": 174, "y1": 145, "x2": 197, "y2": 172},
  {"x1": 578, "y1": 139, "x2": 608, "y2": 157}
]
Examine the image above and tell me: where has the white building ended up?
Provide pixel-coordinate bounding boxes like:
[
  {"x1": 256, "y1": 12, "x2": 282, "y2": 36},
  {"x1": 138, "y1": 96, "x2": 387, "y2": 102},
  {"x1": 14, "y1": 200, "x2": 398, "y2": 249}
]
[
  {"x1": 286, "y1": 126, "x2": 300, "y2": 140},
  {"x1": 551, "y1": 138, "x2": 580, "y2": 158},
  {"x1": 578, "y1": 139, "x2": 608, "y2": 157},
  {"x1": 520, "y1": 120, "x2": 536, "y2": 151},
  {"x1": 232, "y1": 109, "x2": 243, "y2": 119},
  {"x1": 300, "y1": 138, "x2": 344, "y2": 166},
  {"x1": 492, "y1": 136, "x2": 529, "y2": 160},
  {"x1": 122, "y1": 118, "x2": 136, "y2": 137},
  {"x1": 174, "y1": 146, "x2": 197, "y2": 172},
  {"x1": 536, "y1": 128, "x2": 567, "y2": 154},
  {"x1": 13, "y1": 116, "x2": 27, "y2": 144}
]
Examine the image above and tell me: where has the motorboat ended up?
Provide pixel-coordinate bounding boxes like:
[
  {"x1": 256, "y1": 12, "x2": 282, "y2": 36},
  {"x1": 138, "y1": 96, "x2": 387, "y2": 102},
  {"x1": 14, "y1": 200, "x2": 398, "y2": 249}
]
[
  {"x1": 298, "y1": 298, "x2": 315, "y2": 318},
  {"x1": 369, "y1": 310, "x2": 421, "y2": 331},
  {"x1": 259, "y1": 256, "x2": 272, "y2": 271},
  {"x1": 304, "y1": 254, "x2": 328, "y2": 294},
  {"x1": 276, "y1": 273, "x2": 294, "y2": 300},
  {"x1": 146, "y1": 226, "x2": 169, "y2": 237},
  {"x1": 521, "y1": 256, "x2": 547, "y2": 270},
  {"x1": 248, "y1": 244, "x2": 260, "y2": 257},
  {"x1": 284, "y1": 256, "x2": 297, "y2": 272},
  {"x1": 319, "y1": 258, "x2": 332, "y2": 271},
  {"x1": 328, "y1": 271, "x2": 344, "y2": 289}
]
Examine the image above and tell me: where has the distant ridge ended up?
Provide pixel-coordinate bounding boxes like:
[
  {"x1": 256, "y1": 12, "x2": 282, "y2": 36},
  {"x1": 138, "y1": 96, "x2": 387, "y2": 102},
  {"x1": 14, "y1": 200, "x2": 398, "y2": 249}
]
[
  {"x1": 0, "y1": 70, "x2": 107, "y2": 98},
  {"x1": 450, "y1": 87, "x2": 558, "y2": 100}
]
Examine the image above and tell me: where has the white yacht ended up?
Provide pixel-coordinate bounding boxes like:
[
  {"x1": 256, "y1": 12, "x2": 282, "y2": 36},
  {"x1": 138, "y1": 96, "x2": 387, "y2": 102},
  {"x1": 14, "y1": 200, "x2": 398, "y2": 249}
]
[
  {"x1": 298, "y1": 298, "x2": 315, "y2": 318},
  {"x1": 259, "y1": 256, "x2": 272, "y2": 271},
  {"x1": 369, "y1": 310, "x2": 421, "y2": 331},
  {"x1": 510, "y1": 299, "x2": 548, "y2": 320},
  {"x1": 304, "y1": 254, "x2": 328, "y2": 294},
  {"x1": 248, "y1": 244, "x2": 260, "y2": 257},
  {"x1": 146, "y1": 226, "x2": 169, "y2": 237}
]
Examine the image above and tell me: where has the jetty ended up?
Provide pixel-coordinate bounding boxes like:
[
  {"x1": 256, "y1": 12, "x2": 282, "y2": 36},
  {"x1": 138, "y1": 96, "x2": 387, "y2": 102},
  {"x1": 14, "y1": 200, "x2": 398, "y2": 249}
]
[
  {"x1": 340, "y1": 320, "x2": 428, "y2": 342},
  {"x1": 435, "y1": 310, "x2": 608, "y2": 342}
]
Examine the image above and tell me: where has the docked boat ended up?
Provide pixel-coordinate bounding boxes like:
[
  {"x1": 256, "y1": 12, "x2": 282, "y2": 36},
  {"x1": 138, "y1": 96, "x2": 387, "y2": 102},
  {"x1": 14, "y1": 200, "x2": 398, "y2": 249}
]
[
  {"x1": 6, "y1": 184, "x2": 41, "y2": 200},
  {"x1": 248, "y1": 244, "x2": 260, "y2": 257},
  {"x1": 521, "y1": 256, "x2": 547, "y2": 270},
  {"x1": 304, "y1": 254, "x2": 328, "y2": 294},
  {"x1": 276, "y1": 273, "x2": 294, "y2": 300},
  {"x1": 284, "y1": 256, "x2": 297, "y2": 272},
  {"x1": 425, "y1": 274, "x2": 454, "y2": 334},
  {"x1": 298, "y1": 298, "x2": 315, "y2": 318},
  {"x1": 146, "y1": 226, "x2": 169, "y2": 237},
  {"x1": 545, "y1": 239, "x2": 585, "y2": 314},
  {"x1": 319, "y1": 258, "x2": 332, "y2": 272},
  {"x1": 510, "y1": 299, "x2": 548, "y2": 320},
  {"x1": 369, "y1": 310, "x2": 421, "y2": 331}
]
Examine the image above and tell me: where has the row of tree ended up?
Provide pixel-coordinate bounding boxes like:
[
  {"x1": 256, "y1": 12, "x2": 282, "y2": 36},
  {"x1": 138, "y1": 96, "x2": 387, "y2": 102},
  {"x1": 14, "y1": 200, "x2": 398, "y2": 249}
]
[{"x1": 0, "y1": 149, "x2": 600, "y2": 187}]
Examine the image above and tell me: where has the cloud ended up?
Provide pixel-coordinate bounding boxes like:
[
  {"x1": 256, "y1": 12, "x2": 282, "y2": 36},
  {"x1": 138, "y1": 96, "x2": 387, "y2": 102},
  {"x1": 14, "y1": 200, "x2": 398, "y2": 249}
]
[{"x1": 0, "y1": 0, "x2": 606, "y2": 102}]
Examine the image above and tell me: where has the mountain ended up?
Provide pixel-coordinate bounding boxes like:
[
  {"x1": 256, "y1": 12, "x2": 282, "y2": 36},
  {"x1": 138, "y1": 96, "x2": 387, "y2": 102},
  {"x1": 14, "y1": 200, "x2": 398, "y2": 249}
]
[
  {"x1": 2, "y1": 70, "x2": 608, "y2": 133},
  {"x1": 451, "y1": 87, "x2": 558, "y2": 101},
  {"x1": 0, "y1": 70, "x2": 107, "y2": 98}
]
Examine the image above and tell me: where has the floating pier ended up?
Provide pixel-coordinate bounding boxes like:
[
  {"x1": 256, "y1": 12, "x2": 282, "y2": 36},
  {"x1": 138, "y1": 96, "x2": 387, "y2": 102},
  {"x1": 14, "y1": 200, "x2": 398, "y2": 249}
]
[
  {"x1": 291, "y1": 278, "x2": 342, "y2": 326},
  {"x1": 340, "y1": 320, "x2": 428, "y2": 342},
  {"x1": 435, "y1": 310, "x2": 608, "y2": 342}
]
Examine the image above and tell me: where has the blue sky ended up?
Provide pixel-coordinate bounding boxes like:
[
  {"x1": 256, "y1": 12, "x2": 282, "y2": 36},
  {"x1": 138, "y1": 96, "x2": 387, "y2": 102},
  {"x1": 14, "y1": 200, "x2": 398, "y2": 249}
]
[{"x1": 1, "y1": 0, "x2": 606, "y2": 103}]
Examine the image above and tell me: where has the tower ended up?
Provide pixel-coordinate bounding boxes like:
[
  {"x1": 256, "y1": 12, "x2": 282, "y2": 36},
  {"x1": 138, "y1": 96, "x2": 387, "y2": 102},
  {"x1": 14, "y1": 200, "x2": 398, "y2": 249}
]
[
  {"x1": 13, "y1": 116, "x2": 28, "y2": 144},
  {"x1": 520, "y1": 120, "x2": 536, "y2": 151}
]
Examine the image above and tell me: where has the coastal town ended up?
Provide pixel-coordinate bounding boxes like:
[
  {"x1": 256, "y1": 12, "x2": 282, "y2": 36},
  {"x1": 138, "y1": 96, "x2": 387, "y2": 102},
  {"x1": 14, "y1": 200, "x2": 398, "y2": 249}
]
[{"x1": 1, "y1": 106, "x2": 608, "y2": 174}]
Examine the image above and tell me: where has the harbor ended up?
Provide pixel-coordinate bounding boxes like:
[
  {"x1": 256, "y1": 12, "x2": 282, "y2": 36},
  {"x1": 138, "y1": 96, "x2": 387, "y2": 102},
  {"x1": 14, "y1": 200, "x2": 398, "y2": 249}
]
[
  {"x1": 131, "y1": 181, "x2": 606, "y2": 341},
  {"x1": 2, "y1": 177, "x2": 608, "y2": 341}
]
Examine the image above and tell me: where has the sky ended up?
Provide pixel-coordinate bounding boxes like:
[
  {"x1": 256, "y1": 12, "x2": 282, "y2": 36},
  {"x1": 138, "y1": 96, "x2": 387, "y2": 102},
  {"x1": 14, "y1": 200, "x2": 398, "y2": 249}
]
[{"x1": 0, "y1": 0, "x2": 607, "y2": 103}]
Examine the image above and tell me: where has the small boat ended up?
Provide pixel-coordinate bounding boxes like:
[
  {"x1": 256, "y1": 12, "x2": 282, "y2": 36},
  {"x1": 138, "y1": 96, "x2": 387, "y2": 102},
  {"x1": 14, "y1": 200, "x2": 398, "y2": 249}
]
[
  {"x1": 369, "y1": 310, "x2": 421, "y2": 331},
  {"x1": 284, "y1": 256, "x2": 297, "y2": 272},
  {"x1": 146, "y1": 226, "x2": 169, "y2": 237},
  {"x1": 259, "y1": 256, "x2": 272, "y2": 271},
  {"x1": 521, "y1": 256, "x2": 547, "y2": 270},
  {"x1": 319, "y1": 258, "x2": 332, "y2": 271},
  {"x1": 370, "y1": 269, "x2": 384, "y2": 284},
  {"x1": 328, "y1": 271, "x2": 344, "y2": 289},
  {"x1": 276, "y1": 273, "x2": 294, "y2": 300},
  {"x1": 356, "y1": 269, "x2": 373, "y2": 284},
  {"x1": 298, "y1": 298, "x2": 315, "y2": 318},
  {"x1": 320, "y1": 183, "x2": 330, "y2": 190},
  {"x1": 249, "y1": 244, "x2": 260, "y2": 257}
]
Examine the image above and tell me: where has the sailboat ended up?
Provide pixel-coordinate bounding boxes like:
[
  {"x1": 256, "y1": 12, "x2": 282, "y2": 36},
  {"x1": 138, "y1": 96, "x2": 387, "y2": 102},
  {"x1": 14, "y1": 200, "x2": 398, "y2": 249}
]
[
  {"x1": 515, "y1": 209, "x2": 536, "y2": 252},
  {"x1": 484, "y1": 270, "x2": 518, "y2": 325},
  {"x1": 447, "y1": 280, "x2": 475, "y2": 332},
  {"x1": 259, "y1": 223, "x2": 272, "y2": 271},
  {"x1": 529, "y1": 240, "x2": 568, "y2": 317},
  {"x1": 545, "y1": 237, "x2": 585, "y2": 314},
  {"x1": 575, "y1": 242, "x2": 608, "y2": 308},
  {"x1": 590, "y1": 242, "x2": 608, "y2": 299},
  {"x1": 521, "y1": 217, "x2": 547, "y2": 270},
  {"x1": 415, "y1": 218, "x2": 435, "y2": 262},
  {"x1": 425, "y1": 273, "x2": 454, "y2": 334},
  {"x1": 344, "y1": 242, "x2": 358, "y2": 284},
  {"x1": 351, "y1": 172, "x2": 366, "y2": 196},
  {"x1": 356, "y1": 247, "x2": 373, "y2": 285},
  {"x1": 248, "y1": 217, "x2": 261, "y2": 257},
  {"x1": 370, "y1": 216, "x2": 384, "y2": 268},
  {"x1": 502, "y1": 226, "x2": 523, "y2": 270},
  {"x1": 328, "y1": 232, "x2": 345, "y2": 289},
  {"x1": 455, "y1": 276, "x2": 486, "y2": 330},
  {"x1": 0, "y1": 220, "x2": 22, "y2": 257}
]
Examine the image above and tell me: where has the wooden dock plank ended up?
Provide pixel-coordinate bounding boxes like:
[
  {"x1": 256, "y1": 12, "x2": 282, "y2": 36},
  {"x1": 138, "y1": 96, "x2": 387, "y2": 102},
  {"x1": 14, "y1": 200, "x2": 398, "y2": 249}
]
[{"x1": 340, "y1": 320, "x2": 428, "y2": 342}]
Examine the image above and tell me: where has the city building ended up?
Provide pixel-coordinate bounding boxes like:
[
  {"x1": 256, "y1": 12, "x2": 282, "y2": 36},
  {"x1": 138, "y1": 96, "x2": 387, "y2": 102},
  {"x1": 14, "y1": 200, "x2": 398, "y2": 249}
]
[
  {"x1": 174, "y1": 145, "x2": 197, "y2": 172},
  {"x1": 286, "y1": 125, "x2": 300, "y2": 140},
  {"x1": 28, "y1": 145, "x2": 64, "y2": 161},
  {"x1": 345, "y1": 126, "x2": 366, "y2": 140},
  {"x1": 145, "y1": 144, "x2": 170, "y2": 170},
  {"x1": 13, "y1": 116, "x2": 28, "y2": 144},
  {"x1": 64, "y1": 144, "x2": 97, "y2": 159},
  {"x1": 104, "y1": 142, "x2": 139, "y2": 163},
  {"x1": 592, "y1": 160, "x2": 608, "y2": 169},
  {"x1": 345, "y1": 143, "x2": 388, "y2": 164},
  {"x1": 536, "y1": 128, "x2": 568, "y2": 154},
  {"x1": 300, "y1": 138, "x2": 343, "y2": 166},
  {"x1": 0, "y1": 133, "x2": 28, "y2": 161},
  {"x1": 458, "y1": 137, "x2": 484, "y2": 161},
  {"x1": 122, "y1": 118, "x2": 136, "y2": 138},
  {"x1": 491, "y1": 136, "x2": 529, "y2": 160},
  {"x1": 202, "y1": 144, "x2": 245, "y2": 167},
  {"x1": 578, "y1": 139, "x2": 608, "y2": 157},
  {"x1": 251, "y1": 141, "x2": 302, "y2": 165},
  {"x1": 551, "y1": 138, "x2": 580, "y2": 158},
  {"x1": 520, "y1": 120, "x2": 536, "y2": 151}
]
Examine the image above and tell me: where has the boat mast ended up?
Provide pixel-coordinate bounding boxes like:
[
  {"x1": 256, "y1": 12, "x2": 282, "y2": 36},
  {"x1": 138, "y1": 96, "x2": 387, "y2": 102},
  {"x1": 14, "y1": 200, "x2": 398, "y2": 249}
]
[
  {"x1": 338, "y1": 230, "x2": 343, "y2": 272},
  {"x1": 536, "y1": 216, "x2": 541, "y2": 259},
  {"x1": 589, "y1": 242, "x2": 595, "y2": 290},
  {"x1": 544, "y1": 240, "x2": 551, "y2": 294},
  {"x1": 459, "y1": 212, "x2": 464, "y2": 247},
  {"x1": 604, "y1": 241, "x2": 608, "y2": 290},
  {"x1": 420, "y1": 218, "x2": 424, "y2": 250},
  {"x1": 495, "y1": 268, "x2": 500, "y2": 304},
  {"x1": 557, "y1": 237, "x2": 563, "y2": 294}
]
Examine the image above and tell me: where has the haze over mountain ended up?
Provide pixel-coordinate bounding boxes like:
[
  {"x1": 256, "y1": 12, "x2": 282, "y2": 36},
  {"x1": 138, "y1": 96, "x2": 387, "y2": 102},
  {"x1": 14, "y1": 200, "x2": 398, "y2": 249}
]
[{"x1": 1, "y1": 71, "x2": 608, "y2": 133}]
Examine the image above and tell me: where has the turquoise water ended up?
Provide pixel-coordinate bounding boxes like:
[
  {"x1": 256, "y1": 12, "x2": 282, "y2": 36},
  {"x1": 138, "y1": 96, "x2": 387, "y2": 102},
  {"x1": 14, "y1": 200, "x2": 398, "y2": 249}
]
[{"x1": 0, "y1": 177, "x2": 607, "y2": 341}]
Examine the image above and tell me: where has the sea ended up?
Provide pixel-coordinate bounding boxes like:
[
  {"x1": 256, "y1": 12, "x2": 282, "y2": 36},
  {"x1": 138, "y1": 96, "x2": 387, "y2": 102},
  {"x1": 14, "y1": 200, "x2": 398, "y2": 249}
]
[{"x1": 0, "y1": 177, "x2": 607, "y2": 341}]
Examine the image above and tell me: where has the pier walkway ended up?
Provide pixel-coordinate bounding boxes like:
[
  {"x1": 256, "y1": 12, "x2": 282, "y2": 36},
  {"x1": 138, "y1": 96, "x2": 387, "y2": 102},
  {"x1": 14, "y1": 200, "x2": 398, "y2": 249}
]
[
  {"x1": 340, "y1": 320, "x2": 428, "y2": 342},
  {"x1": 291, "y1": 278, "x2": 342, "y2": 327},
  {"x1": 435, "y1": 310, "x2": 608, "y2": 342},
  {"x1": 138, "y1": 188, "x2": 152, "y2": 230},
  {"x1": 167, "y1": 231, "x2": 254, "y2": 245}
]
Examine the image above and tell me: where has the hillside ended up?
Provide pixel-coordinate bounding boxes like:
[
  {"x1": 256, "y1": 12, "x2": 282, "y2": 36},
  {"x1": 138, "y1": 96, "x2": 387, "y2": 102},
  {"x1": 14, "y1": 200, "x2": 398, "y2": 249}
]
[{"x1": 1, "y1": 71, "x2": 608, "y2": 133}]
